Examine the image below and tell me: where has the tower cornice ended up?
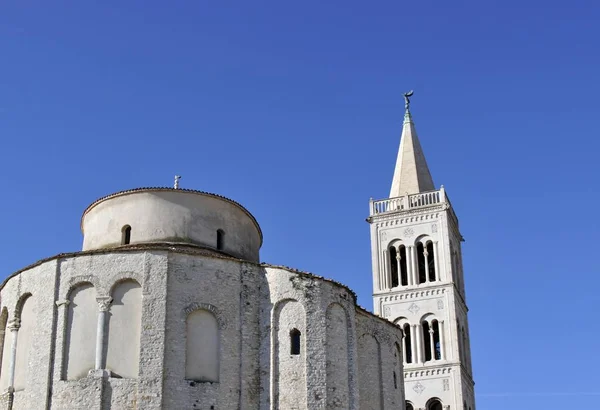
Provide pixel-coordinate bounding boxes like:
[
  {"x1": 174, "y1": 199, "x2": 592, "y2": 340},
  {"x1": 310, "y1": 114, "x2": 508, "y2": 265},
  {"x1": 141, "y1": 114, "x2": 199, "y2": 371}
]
[{"x1": 368, "y1": 187, "x2": 460, "y2": 231}]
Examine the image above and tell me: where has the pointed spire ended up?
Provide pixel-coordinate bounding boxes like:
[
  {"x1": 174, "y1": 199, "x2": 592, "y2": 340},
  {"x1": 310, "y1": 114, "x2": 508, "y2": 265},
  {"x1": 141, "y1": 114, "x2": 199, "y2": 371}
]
[{"x1": 389, "y1": 92, "x2": 435, "y2": 197}]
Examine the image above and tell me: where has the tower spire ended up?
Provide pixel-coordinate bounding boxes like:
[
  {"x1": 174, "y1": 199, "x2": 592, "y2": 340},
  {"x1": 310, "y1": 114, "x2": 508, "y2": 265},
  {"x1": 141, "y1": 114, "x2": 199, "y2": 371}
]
[{"x1": 389, "y1": 91, "x2": 435, "y2": 197}]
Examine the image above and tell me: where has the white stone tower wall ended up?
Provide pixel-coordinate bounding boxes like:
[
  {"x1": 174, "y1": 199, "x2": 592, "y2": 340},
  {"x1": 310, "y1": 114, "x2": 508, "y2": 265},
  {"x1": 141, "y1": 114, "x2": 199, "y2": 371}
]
[
  {"x1": 369, "y1": 99, "x2": 476, "y2": 409},
  {"x1": 370, "y1": 196, "x2": 476, "y2": 410}
]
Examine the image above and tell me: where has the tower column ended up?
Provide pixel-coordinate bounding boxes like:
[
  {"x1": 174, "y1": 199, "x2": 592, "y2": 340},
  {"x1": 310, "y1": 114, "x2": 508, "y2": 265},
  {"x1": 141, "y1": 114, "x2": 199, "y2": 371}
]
[
  {"x1": 419, "y1": 323, "x2": 426, "y2": 363},
  {"x1": 411, "y1": 324, "x2": 420, "y2": 363},
  {"x1": 434, "y1": 241, "x2": 440, "y2": 281},
  {"x1": 401, "y1": 331, "x2": 408, "y2": 363},
  {"x1": 423, "y1": 246, "x2": 430, "y2": 283},
  {"x1": 395, "y1": 245, "x2": 402, "y2": 287},
  {"x1": 410, "y1": 246, "x2": 418, "y2": 285},
  {"x1": 382, "y1": 250, "x2": 389, "y2": 290},
  {"x1": 428, "y1": 325, "x2": 435, "y2": 361},
  {"x1": 379, "y1": 250, "x2": 385, "y2": 290},
  {"x1": 406, "y1": 246, "x2": 413, "y2": 286},
  {"x1": 439, "y1": 320, "x2": 446, "y2": 360}
]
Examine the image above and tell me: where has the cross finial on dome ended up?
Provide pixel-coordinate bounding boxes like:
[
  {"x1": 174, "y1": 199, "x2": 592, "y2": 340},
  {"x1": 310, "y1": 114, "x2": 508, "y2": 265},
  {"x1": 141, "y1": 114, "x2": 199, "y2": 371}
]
[{"x1": 174, "y1": 175, "x2": 181, "y2": 189}]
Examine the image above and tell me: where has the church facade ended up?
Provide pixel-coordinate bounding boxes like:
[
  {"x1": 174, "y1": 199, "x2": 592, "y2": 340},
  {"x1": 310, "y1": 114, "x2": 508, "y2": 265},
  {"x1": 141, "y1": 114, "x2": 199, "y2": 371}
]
[
  {"x1": 0, "y1": 188, "x2": 404, "y2": 409},
  {"x1": 367, "y1": 101, "x2": 476, "y2": 410}
]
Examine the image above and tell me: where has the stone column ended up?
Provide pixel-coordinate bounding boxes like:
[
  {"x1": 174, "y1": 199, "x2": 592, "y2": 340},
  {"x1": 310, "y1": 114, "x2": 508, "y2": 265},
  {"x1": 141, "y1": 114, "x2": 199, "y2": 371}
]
[
  {"x1": 7, "y1": 319, "x2": 20, "y2": 391},
  {"x1": 433, "y1": 241, "x2": 440, "y2": 281},
  {"x1": 415, "y1": 324, "x2": 423, "y2": 363},
  {"x1": 423, "y1": 246, "x2": 430, "y2": 283},
  {"x1": 54, "y1": 300, "x2": 70, "y2": 380},
  {"x1": 395, "y1": 246, "x2": 402, "y2": 287},
  {"x1": 407, "y1": 246, "x2": 414, "y2": 286},
  {"x1": 401, "y1": 331, "x2": 408, "y2": 363},
  {"x1": 428, "y1": 325, "x2": 435, "y2": 361},
  {"x1": 383, "y1": 250, "x2": 389, "y2": 290},
  {"x1": 410, "y1": 246, "x2": 418, "y2": 285},
  {"x1": 95, "y1": 297, "x2": 112, "y2": 371},
  {"x1": 411, "y1": 324, "x2": 419, "y2": 363},
  {"x1": 378, "y1": 250, "x2": 384, "y2": 291},
  {"x1": 439, "y1": 320, "x2": 446, "y2": 360}
]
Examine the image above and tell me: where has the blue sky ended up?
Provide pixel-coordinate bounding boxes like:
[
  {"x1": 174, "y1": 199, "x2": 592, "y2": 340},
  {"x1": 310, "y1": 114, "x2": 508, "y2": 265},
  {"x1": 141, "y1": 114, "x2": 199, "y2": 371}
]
[{"x1": 1, "y1": 1, "x2": 599, "y2": 408}]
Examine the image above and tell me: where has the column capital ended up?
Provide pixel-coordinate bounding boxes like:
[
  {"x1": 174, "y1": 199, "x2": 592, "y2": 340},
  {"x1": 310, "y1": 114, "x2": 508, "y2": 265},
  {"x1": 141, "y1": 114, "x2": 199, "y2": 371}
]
[
  {"x1": 55, "y1": 299, "x2": 70, "y2": 308},
  {"x1": 7, "y1": 319, "x2": 20, "y2": 332},
  {"x1": 96, "y1": 297, "x2": 113, "y2": 312}
]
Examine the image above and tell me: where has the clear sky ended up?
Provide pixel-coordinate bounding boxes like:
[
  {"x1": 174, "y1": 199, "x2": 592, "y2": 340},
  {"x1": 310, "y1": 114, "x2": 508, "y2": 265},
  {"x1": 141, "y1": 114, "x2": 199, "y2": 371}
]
[{"x1": 1, "y1": 1, "x2": 599, "y2": 408}]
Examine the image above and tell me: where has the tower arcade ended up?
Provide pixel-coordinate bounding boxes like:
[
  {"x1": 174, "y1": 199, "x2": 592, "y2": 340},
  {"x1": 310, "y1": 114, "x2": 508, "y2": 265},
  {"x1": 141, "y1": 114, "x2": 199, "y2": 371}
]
[{"x1": 367, "y1": 97, "x2": 476, "y2": 410}]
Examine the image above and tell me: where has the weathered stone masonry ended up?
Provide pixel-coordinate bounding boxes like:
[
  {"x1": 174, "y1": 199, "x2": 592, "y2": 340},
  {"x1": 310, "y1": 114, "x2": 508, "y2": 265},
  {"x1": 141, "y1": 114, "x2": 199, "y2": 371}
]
[{"x1": 0, "y1": 188, "x2": 405, "y2": 410}]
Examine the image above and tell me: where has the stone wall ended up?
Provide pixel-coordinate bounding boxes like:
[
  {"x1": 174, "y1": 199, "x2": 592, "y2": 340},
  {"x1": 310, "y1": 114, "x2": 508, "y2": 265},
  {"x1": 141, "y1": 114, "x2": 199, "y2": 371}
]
[
  {"x1": 0, "y1": 248, "x2": 404, "y2": 409},
  {"x1": 81, "y1": 189, "x2": 262, "y2": 262}
]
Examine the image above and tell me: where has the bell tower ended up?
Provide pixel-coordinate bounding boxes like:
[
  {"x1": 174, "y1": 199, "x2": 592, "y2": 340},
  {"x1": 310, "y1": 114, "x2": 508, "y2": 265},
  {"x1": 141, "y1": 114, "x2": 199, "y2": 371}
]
[{"x1": 367, "y1": 93, "x2": 476, "y2": 410}]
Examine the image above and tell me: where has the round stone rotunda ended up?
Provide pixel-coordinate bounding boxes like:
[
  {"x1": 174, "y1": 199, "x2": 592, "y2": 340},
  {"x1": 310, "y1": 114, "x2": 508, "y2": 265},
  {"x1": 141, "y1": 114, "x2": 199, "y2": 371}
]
[{"x1": 0, "y1": 187, "x2": 404, "y2": 410}]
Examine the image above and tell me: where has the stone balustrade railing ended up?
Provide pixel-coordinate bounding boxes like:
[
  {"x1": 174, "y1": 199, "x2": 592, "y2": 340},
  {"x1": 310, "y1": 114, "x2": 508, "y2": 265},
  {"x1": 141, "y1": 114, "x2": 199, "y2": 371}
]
[{"x1": 370, "y1": 187, "x2": 453, "y2": 217}]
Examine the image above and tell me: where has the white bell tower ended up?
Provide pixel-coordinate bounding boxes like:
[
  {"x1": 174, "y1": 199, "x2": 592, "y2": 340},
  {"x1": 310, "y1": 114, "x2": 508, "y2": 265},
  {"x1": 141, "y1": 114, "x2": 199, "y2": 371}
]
[{"x1": 367, "y1": 94, "x2": 476, "y2": 410}]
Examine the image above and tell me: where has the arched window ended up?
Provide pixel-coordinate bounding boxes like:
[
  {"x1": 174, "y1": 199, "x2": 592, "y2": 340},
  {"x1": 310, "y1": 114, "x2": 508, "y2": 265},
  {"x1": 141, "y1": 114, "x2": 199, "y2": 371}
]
[
  {"x1": 14, "y1": 294, "x2": 33, "y2": 391},
  {"x1": 406, "y1": 403, "x2": 414, "y2": 410},
  {"x1": 290, "y1": 328, "x2": 301, "y2": 355},
  {"x1": 121, "y1": 225, "x2": 131, "y2": 245},
  {"x1": 216, "y1": 229, "x2": 225, "y2": 251},
  {"x1": 186, "y1": 309, "x2": 220, "y2": 382},
  {"x1": 390, "y1": 245, "x2": 409, "y2": 287},
  {"x1": 433, "y1": 320, "x2": 441, "y2": 360},
  {"x1": 403, "y1": 323, "x2": 412, "y2": 363},
  {"x1": 416, "y1": 242, "x2": 427, "y2": 284},
  {"x1": 426, "y1": 241, "x2": 436, "y2": 281},
  {"x1": 106, "y1": 280, "x2": 142, "y2": 379},
  {"x1": 389, "y1": 246, "x2": 399, "y2": 287},
  {"x1": 423, "y1": 318, "x2": 442, "y2": 362},
  {"x1": 422, "y1": 321, "x2": 432, "y2": 361},
  {"x1": 64, "y1": 283, "x2": 97, "y2": 380},
  {"x1": 428, "y1": 399, "x2": 443, "y2": 410}
]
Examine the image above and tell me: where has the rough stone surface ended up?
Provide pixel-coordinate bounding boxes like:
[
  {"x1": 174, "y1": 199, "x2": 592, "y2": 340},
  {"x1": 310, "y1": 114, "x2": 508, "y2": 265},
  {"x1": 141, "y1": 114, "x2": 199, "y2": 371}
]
[{"x1": 0, "y1": 247, "x2": 404, "y2": 410}]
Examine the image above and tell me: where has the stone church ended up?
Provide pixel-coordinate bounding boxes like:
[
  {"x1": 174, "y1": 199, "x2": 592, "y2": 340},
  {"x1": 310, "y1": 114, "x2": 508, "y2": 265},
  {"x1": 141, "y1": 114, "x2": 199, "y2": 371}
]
[{"x1": 0, "y1": 98, "x2": 475, "y2": 409}]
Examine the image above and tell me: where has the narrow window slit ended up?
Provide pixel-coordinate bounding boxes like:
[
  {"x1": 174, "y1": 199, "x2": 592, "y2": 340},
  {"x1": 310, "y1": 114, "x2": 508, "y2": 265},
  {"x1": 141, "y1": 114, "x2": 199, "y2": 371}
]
[
  {"x1": 121, "y1": 225, "x2": 131, "y2": 245},
  {"x1": 217, "y1": 229, "x2": 225, "y2": 250},
  {"x1": 290, "y1": 328, "x2": 301, "y2": 355}
]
